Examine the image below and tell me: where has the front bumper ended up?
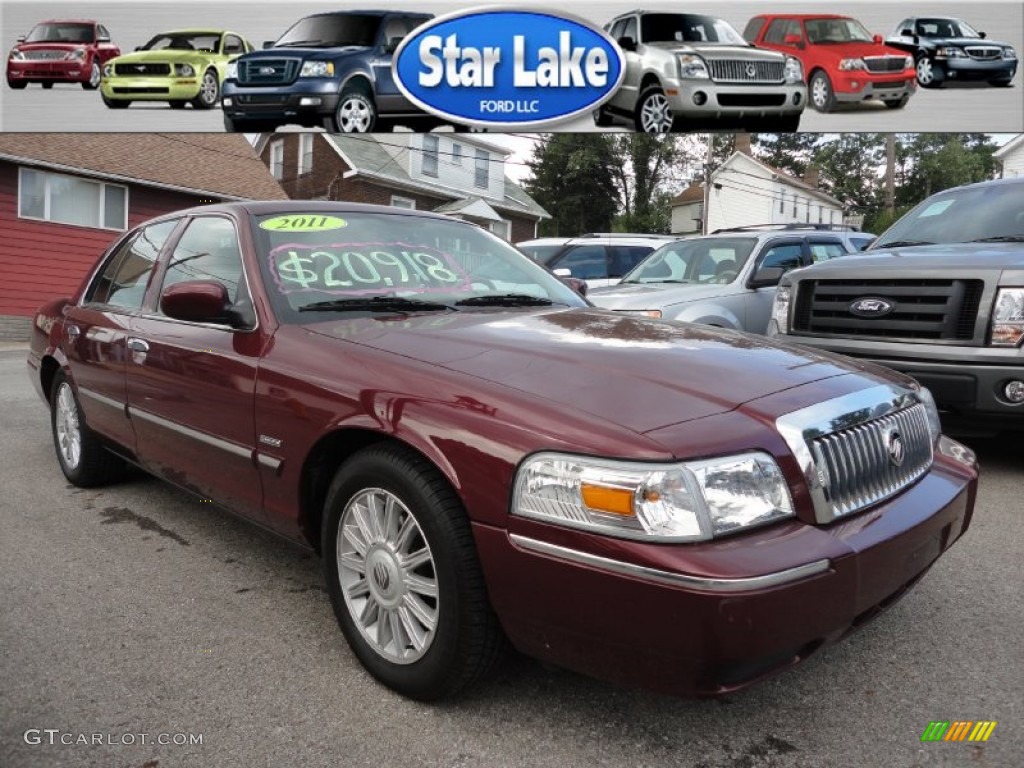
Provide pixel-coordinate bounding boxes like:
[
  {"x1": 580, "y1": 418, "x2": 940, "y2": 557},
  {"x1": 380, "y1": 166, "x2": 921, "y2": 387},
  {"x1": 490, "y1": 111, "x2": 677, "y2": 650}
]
[
  {"x1": 476, "y1": 445, "x2": 976, "y2": 696},
  {"x1": 941, "y1": 57, "x2": 1017, "y2": 82},
  {"x1": 100, "y1": 77, "x2": 201, "y2": 101},
  {"x1": 7, "y1": 59, "x2": 90, "y2": 83},
  {"x1": 222, "y1": 79, "x2": 340, "y2": 125},
  {"x1": 665, "y1": 79, "x2": 806, "y2": 118},
  {"x1": 832, "y1": 70, "x2": 916, "y2": 102}
]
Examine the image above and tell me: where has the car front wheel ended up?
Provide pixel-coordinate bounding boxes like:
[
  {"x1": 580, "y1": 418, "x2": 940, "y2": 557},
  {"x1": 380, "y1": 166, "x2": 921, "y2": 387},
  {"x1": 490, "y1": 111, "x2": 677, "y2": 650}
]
[
  {"x1": 328, "y1": 87, "x2": 378, "y2": 132},
  {"x1": 915, "y1": 56, "x2": 943, "y2": 88},
  {"x1": 322, "y1": 444, "x2": 503, "y2": 700},
  {"x1": 809, "y1": 71, "x2": 836, "y2": 112},
  {"x1": 102, "y1": 92, "x2": 130, "y2": 109},
  {"x1": 634, "y1": 85, "x2": 675, "y2": 133},
  {"x1": 7, "y1": 79, "x2": 27, "y2": 89},
  {"x1": 82, "y1": 62, "x2": 101, "y2": 90},
  {"x1": 191, "y1": 69, "x2": 220, "y2": 109},
  {"x1": 51, "y1": 373, "x2": 125, "y2": 487}
]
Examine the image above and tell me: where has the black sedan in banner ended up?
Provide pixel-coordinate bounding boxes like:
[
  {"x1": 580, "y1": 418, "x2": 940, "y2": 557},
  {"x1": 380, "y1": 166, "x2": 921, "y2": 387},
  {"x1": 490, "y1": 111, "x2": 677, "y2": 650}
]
[{"x1": 885, "y1": 17, "x2": 1017, "y2": 88}]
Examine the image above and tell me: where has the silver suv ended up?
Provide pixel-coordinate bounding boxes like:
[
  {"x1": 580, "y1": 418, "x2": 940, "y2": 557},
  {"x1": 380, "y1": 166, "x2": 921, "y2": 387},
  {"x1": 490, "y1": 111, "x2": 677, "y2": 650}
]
[
  {"x1": 589, "y1": 225, "x2": 858, "y2": 332},
  {"x1": 535, "y1": 233, "x2": 680, "y2": 289},
  {"x1": 596, "y1": 12, "x2": 806, "y2": 132}
]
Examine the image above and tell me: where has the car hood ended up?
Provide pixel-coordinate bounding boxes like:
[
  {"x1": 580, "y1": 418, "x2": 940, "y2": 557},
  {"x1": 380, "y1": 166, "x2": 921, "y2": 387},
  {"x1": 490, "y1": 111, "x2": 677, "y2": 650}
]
[
  {"x1": 924, "y1": 36, "x2": 1012, "y2": 48},
  {"x1": 303, "y1": 308, "x2": 868, "y2": 434},
  {"x1": 646, "y1": 41, "x2": 783, "y2": 61},
  {"x1": 111, "y1": 49, "x2": 217, "y2": 64},
  {"x1": 244, "y1": 46, "x2": 370, "y2": 59},
  {"x1": 811, "y1": 42, "x2": 908, "y2": 59},
  {"x1": 589, "y1": 282, "x2": 737, "y2": 309},
  {"x1": 16, "y1": 42, "x2": 86, "y2": 52},
  {"x1": 804, "y1": 241, "x2": 1024, "y2": 271}
]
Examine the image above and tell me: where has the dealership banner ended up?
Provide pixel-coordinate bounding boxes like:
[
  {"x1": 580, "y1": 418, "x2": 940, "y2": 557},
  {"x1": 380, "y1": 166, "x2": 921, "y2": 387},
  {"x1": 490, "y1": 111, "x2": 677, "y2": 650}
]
[{"x1": 2, "y1": 0, "x2": 1022, "y2": 133}]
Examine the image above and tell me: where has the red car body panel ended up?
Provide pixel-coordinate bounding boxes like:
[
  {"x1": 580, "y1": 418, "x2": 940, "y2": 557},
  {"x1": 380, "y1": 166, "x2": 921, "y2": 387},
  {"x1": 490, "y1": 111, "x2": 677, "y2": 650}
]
[
  {"x1": 27, "y1": 202, "x2": 978, "y2": 696},
  {"x1": 6, "y1": 19, "x2": 120, "y2": 86}
]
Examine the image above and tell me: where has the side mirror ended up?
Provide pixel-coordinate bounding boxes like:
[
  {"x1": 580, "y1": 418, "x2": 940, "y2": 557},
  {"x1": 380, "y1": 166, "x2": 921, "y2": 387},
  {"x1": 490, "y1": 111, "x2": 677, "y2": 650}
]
[
  {"x1": 161, "y1": 281, "x2": 235, "y2": 325},
  {"x1": 617, "y1": 36, "x2": 636, "y2": 52},
  {"x1": 563, "y1": 277, "x2": 588, "y2": 296},
  {"x1": 262, "y1": 40, "x2": 276, "y2": 50},
  {"x1": 383, "y1": 36, "x2": 404, "y2": 54},
  {"x1": 553, "y1": 268, "x2": 572, "y2": 278},
  {"x1": 97, "y1": 34, "x2": 111, "y2": 43},
  {"x1": 980, "y1": 31, "x2": 987, "y2": 39},
  {"x1": 134, "y1": 46, "x2": 143, "y2": 51},
  {"x1": 16, "y1": 35, "x2": 25, "y2": 43},
  {"x1": 783, "y1": 33, "x2": 804, "y2": 47},
  {"x1": 900, "y1": 29, "x2": 914, "y2": 38},
  {"x1": 872, "y1": 34, "x2": 883, "y2": 45},
  {"x1": 748, "y1": 266, "x2": 785, "y2": 288}
]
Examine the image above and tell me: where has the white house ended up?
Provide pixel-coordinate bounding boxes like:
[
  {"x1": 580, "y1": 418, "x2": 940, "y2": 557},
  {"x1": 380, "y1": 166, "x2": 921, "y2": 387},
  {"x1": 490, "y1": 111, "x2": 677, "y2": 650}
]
[
  {"x1": 671, "y1": 137, "x2": 847, "y2": 235},
  {"x1": 994, "y1": 134, "x2": 1024, "y2": 178}
]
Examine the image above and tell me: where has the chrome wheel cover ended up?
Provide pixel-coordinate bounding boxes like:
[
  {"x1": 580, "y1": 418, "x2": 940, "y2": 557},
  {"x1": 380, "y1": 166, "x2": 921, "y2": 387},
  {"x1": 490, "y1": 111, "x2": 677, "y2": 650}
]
[
  {"x1": 916, "y1": 59, "x2": 934, "y2": 85},
  {"x1": 200, "y1": 72, "x2": 218, "y2": 105},
  {"x1": 89, "y1": 63, "x2": 101, "y2": 88},
  {"x1": 337, "y1": 96, "x2": 373, "y2": 132},
  {"x1": 812, "y1": 77, "x2": 829, "y2": 108},
  {"x1": 55, "y1": 383, "x2": 82, "y2": 470},
  {"x1": 640, "y1": 93, "x2": 673, "y2": 133},
  {"x1": 338, "y1": 489, "x2": 438, "y2": 664}
]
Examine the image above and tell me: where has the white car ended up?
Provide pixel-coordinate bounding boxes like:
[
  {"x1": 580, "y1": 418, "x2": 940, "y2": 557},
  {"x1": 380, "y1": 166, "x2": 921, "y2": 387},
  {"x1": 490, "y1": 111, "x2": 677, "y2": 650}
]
[{"x1": 531, "y1": 233, "x2": 680, "y2": 289}]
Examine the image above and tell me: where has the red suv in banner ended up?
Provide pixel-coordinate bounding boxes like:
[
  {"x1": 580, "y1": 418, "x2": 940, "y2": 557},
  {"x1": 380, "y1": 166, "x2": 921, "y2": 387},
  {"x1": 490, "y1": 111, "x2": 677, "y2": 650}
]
[
  {"x1": 745, "y1": 14, "x2": 916, "y2": 112},
  {"x1": 6, "y1": 19, "x2": 120, "y2": 91}
]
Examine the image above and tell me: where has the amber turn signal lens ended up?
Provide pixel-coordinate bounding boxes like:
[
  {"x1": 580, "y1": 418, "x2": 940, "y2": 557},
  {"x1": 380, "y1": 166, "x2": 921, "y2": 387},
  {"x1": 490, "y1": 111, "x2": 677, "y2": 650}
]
[{"x1": 581, "y1": 484, "x2": 635, "y2": 516}]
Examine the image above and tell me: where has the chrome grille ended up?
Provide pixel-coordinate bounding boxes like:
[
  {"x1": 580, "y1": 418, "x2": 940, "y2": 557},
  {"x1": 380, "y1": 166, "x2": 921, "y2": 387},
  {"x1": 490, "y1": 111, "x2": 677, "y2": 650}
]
[
  {"x1": 809, "y1": 404, "x2": 933, "y2": 520},
  {"x1": 238, "y1": 58, "x2": 300, "y2": 86},
  {"x1": 863, "y1": 56, "x2": 908, "y2": 73},
  {"x1": 964, "y1": 46, "x2": 1002, "y2": 60},
  {"x1": 707, "y1": 59, "x2": 785, "y2": 83},
  {"x1": 114, "y1": 62, "x2": 171, "y2": 76},
  {"x1": 22, "y1": 51, "x2": 68, "y2": 60}
]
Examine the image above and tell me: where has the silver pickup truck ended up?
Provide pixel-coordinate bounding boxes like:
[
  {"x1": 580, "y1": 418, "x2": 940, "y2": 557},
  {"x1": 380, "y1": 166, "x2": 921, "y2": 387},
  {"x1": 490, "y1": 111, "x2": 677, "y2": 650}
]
[{"x1": 595, "y1": 11, "x2": 806, "y2": 132}]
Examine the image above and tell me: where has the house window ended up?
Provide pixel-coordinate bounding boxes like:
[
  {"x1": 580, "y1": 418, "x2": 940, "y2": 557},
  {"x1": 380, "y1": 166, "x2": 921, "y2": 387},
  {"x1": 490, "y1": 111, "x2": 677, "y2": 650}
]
[
  {"x1": 298, "y1": 134, "x2": 314, "y2": 176},
  {"x1": 474, "y1": 149, "x2": 489, "y2": 189},
  {"x1": 423, "y1": 135, "x2": 439, "y2": 177},
  {"x1": 489, "y1": 219, "x2": 510, "y2": 240},
  {"x1": 390, "y1": 195, "x2": 416, "y2": 210},
  {"x1": 451, "y1": 142, "x2": 462, "y2": 164},
  {"x1": 270, "y1": 140, "x2": 284, "y2": 180},
  {"x1": 18, "y1": 167, "x2": 128, "y2": 231}
]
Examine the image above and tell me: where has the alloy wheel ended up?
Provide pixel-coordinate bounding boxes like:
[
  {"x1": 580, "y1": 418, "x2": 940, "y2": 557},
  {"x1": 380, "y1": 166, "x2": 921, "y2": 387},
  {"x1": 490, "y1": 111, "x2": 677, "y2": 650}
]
[
  {"x1": 337, "y1": 96, "x2": 374, "y2": 132},
  {"x1": 640, "y1": 93, "x2": 673, "y2": 133},
  {"x1": 916, "y1": 58, "x2": 934, "y2": 86},
  {"x1": 89, "y1": 63, "x2": 101, "y2": 88},
  {"x1": 55, "y1": 383, "x2": 82, "y2": 470},
  {"x1": 200, "y1": 71, "x2": 219, "y2": 106},
  {"x1": 812, "y1": 78, "x2": 829, "y2": 109}
]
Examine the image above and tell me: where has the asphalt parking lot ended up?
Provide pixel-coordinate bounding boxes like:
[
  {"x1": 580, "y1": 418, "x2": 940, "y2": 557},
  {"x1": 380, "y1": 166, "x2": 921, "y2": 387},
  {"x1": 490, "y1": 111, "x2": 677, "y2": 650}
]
[{"x1": 1, "y1": 347, "x2": 1021, "y2": 768}]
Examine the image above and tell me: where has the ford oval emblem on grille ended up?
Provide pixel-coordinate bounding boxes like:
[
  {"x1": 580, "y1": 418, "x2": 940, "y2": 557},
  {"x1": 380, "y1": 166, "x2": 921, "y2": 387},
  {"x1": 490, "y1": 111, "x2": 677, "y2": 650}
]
[
  {"x1": 886, "y1": 429, "x2": 905, "y2": 467},
  {"x1": 260, "y1": 66, "x2": 276, "y2": 75},
  {"x1": 849, "y1": 297, "x2": 895, "y2": 317}
]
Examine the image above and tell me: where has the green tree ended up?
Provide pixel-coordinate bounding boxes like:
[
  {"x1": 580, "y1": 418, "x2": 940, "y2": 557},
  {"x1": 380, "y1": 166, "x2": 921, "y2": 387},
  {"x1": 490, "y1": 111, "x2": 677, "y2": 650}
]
[
  {"x1": 523, "y1": 134, "x2": 619, "y2": 237},
  {"x1": 609, "y1": 134, "x2": 695, "y2": 233}
]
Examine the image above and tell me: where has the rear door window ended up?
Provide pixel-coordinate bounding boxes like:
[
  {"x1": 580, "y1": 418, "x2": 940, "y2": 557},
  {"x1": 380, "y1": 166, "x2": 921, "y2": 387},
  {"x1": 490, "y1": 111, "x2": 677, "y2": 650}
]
[
  {"x1": 551, "y1": 245, "x2": 609, "y2": 280},
  {"x1": 85, "y1": 220, "x2": 177, "y2": 309},
  {"x1": 808, "y1": 240, "x2": 848, "y2": 263}
]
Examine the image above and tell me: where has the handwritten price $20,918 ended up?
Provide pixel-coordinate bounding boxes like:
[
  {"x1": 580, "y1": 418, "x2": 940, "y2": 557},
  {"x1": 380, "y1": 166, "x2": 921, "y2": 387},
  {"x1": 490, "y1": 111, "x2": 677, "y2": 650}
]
[{"x1": 275, "y1": 249, "x2": 462, "y2": 290}]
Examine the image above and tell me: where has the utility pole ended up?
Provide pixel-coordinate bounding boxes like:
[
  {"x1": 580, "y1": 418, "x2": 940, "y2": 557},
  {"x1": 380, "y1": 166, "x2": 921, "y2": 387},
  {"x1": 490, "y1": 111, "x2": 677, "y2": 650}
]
[
  {"x1": 701, "y1": 134, "x2": 713, "y2": 234},
  {"x1": 885, "y1": 133, "x2": 896, "y2": 215}
]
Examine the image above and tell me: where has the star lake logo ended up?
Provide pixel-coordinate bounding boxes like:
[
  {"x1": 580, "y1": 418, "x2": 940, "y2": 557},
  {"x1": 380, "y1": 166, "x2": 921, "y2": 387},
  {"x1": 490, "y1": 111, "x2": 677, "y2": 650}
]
[
  {"x1": 921, "y1": 721, "x2": 997, "y2": 743},
  {"x1": 849, "y1": 297, "x2": 895, "y2": 317}
]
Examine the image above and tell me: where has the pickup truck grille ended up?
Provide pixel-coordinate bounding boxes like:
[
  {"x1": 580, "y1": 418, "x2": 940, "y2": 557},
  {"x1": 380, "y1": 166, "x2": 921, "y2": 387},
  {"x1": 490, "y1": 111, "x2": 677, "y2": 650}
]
[
  {"x1": 964, "y1": 46, "x2": 1003, "y2": 61},
  {"x1": 237, "y1": 58, "x2": 300, "y2": 85},
  {"x1": 809, "y1": 404, "x2": 933, "y2": 520},
  {"x1": 707, "y1": 60, "x2": 785, "y2": 83},
  {"x1": 114, "y1": 63, "x2": 171, "y2": 76},
  {"x1": 863, "y1": 56, "x2": 908, "y2": 73},
  {"x1": 792, "y1": 279, "x2": 984, "y2": 341}
]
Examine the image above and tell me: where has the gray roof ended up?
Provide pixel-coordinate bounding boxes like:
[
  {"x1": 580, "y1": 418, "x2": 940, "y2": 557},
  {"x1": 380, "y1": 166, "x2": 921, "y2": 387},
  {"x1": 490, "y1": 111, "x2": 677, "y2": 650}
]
[{"x1": 323, "y1": 134, "x2": 550, "y2": 220}]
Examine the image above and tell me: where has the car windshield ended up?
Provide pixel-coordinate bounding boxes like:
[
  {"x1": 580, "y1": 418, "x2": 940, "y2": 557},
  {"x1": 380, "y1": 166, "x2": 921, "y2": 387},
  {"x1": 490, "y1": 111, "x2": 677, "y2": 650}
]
[
  {"x1": 872, "y1": 183, "x2": 1024, "y2": 249},
  {"x1": 517, "y1": 244, "x2": 564, "y2": 262},
  {"x1": 805, "y1": 18, "x2": 874, "y2": 44},
  {"x1": 25, "y1": 23, "x2": 95, "y2": 44},
  {"x1": 915, "y1": 18, "x2": 980, "y2": 39},
  {"x1": 640, "y1": 14, "x2": 748, "y2": 45},
  {"x1": 622, "y1": 238, "x2": 758, "y2": 284},
  {"x1": 142, "y1": 33, "x2": 221, "y2": 52},
  {"x1": 251, "y1": 212, "x2": 586, "y2": 321},
  {"x1": 275, "y1": 15, "x2": 382, "y2": 48}
]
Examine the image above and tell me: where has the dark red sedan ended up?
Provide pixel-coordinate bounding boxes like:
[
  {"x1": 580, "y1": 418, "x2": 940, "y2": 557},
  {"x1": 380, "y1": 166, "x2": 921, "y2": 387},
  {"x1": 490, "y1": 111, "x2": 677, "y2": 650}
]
[
  {"x1": 28, "y1": 202, "x2": 978, "y2": 700},
  {"x1": 6, "y1": 19, "x2": 120, "y2": 90}
]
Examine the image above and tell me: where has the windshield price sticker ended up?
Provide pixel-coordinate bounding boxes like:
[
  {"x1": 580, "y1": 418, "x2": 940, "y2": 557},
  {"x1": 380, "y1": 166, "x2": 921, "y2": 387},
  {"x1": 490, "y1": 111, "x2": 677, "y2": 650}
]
[
  {"x1": 269, "y1": 243, "x2": 472, "y2": 294},
  {"x1": 259, "y1": 215, "x2": 349, "y2": 232}
]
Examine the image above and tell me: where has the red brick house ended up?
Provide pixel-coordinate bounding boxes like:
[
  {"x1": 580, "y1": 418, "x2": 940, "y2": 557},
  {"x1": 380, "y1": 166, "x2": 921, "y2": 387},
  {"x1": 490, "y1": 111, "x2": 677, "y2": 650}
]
[
  {"x1": 255, "y1": 133, "x2": 549, "y2": 243},
  {"x1": 0, "y1": 133, "x2": 286, "y2": 339}
]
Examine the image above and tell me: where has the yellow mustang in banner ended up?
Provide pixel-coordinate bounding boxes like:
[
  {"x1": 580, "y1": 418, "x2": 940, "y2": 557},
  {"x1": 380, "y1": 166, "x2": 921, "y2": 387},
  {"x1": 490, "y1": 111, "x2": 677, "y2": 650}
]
[{"x1": 100, "y1": 29, "x2": 252, "y2": 110}]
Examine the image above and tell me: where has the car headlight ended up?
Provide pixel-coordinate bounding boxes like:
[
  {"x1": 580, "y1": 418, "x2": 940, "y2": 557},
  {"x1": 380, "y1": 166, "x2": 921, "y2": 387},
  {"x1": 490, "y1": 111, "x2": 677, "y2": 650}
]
[
  {"x1": 904, "y1": 55, "x2": 914, "y2": 69},
  {"x1": 784, "y1": 56, "x2": 803, "y2": 83},
  {"x1": 174, "y1": 63, "x2": 195, "y2": 77},
  {"x1": 916, "y1": 387, "x2": 943, "y2": 445},
  {"x1": 103, "y1": 62, "x2": 113, "y2": 77},
  {"x1": 838, "y1": 58, "x2": 866, "y2": 71},
  {"x1": 677, "y1": 54, "x2": 709, "y2": 80},
  {"x1": 772, "y1": 284, "x2": 792, "y2": 334},
  {"x1": 1004, "y1": 47, "x2": 1017, "y2": 60},
  {"x1": 513, "y1": 451, "x2": 795, "y2": 542},
  {"x1": 226, "y1": 60, "x2": 238, "y2": 79},
  {"x1": 990, "y1": 287, "x2": 1024, "y2": 346},
  {"x1": 936, "y1": 47, "x2": 966, "y2": 58},
  {"x1": 299, "y1": 60, "x2": 335, "y2": 77},
  {"x1": 66, "y1": 47, "x2": 87, "y2": 61},
  {"x1": 10, "y1": 48, "x2": 26, "y2": 61}
]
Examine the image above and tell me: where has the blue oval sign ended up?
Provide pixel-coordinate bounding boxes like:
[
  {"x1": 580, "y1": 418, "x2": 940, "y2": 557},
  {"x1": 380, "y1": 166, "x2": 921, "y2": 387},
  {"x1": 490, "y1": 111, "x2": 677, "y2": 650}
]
[{"x1": 393, "y1": 9, "x2": 625, "y2": 128}]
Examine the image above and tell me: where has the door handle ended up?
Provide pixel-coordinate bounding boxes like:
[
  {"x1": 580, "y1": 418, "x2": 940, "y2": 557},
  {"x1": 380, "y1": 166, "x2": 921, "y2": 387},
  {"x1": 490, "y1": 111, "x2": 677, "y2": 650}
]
[{"x1": 126, "y1": 338, "x2": 149, "y2": 353}]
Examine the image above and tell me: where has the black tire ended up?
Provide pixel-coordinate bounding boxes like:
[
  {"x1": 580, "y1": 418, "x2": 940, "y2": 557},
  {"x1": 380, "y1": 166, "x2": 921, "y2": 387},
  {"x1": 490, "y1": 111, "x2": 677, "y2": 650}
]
[
  {"x1": 169, "y1": 100, "x2": 187, "y2": 109},
  {"x1": 82, "y1": 61, "x2": 101, "y2": 90},
  {"x1": 884, "y1": 94, "x2": 910, "y2": 109},
  {"x1": 988, "y1": 78, "x2": 1013, "y2": 87},
  {"x1": 751, "y1": 114, "x2": 802, "y2": 132},
  {"x1": 41, "y1": 82, "x2": 54, "y2": 90},
  {"x1": 321, "y1": 444, "x2": 503, "y2": 700},
  {"x1": 223, "y1": 114, "x2": 277, "y2": 132},
  {"x1": 7, "y1": 80, "x2": 27, "y2": 89},
  {"x1": 102, "y1": 92, "x2": 130, "y2": 109},
  {"x1": 50, "y1": 372, "x2": 126, "y2": 488},
  {"x1": 592, "y1": 105, "x2": 613, "y2": 127},
  {"x1": 634, "y1": 84, "x2": 675, "y2": 132},
  {"x1": 325, "y1": 86, "x2": 378, "y2": 132},
  {"x1": 191, "y1": 68, "x2": 220, "y2": 110},
  {"x1": 809, "y1": 70, "x2": 836, "y2": 113},
  {"x1": 915, "y1": 55, "x2": 943, "y2": 89}
]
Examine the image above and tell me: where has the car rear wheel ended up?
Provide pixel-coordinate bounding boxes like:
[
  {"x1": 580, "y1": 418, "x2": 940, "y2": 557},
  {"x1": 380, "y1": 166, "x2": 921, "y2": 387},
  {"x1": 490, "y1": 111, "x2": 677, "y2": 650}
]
[
  {"x1": 809, "y1": 71, "x2": 836, "y2": 112},
  {"x1": 82, "y1": 62, "x2": 101, "y2": 90},
  {"x1": 223, "y1": 115, "x2": 277, "y2": 132},
  {"x1": 915, "y1": 56, "x2": 943, "y2": 88},
  {"x1": 169, "y1": 100, "x2": 187, "y2": 109},
  {"x1": 191, "y1": 69, "x2": 220, "y2": 109},
  {"x1": 51, "y1": 373, "x2": 126, "y2": 488},
  {"x1": 42, "y1": 82, "x2": 54, "y2": 90},
  {"x1": 634, "y1": 85, "x2": 675, "y2": 133},
  {"x1": 328, "y1": 87, "x2": 378, "y2": 132},
  {"x1": 321, "y1": 444, "x2": 504, "y2": 700},
  {"x1": 593, "y1": 105, "x2": 613, "y2": 127}
]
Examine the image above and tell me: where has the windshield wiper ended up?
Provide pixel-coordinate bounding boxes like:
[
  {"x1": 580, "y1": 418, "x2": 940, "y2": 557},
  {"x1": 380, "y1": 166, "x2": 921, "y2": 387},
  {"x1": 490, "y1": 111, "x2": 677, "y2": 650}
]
[
  {"x1": 454, "y1": 293, "x2": 556, "y2": 307},
  {"x1": 274, "y1": 40, "x2": 327, "y2": 47},
  {"x1": 876, "y1": 239, "x2": 935, "y2": 248},
  {"x1": 298, "y1": 296, "x2": 454, "y2": 313},
  {"x1": 968, "y1": 235, "x2": 1024, "y2": 243}
]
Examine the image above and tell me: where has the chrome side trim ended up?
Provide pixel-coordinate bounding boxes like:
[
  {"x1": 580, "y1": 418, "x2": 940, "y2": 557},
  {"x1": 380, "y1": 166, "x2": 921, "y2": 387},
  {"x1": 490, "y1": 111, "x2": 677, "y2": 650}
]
[
  {"x1": 257, "y1": 454, "x2": 283, "y2": 472},
  {"x1": 128, "y1": 406, "x2": 252, "y2": 460},
  {"x1": 509, "y1": 534, "x2": 830, "y2": 592},
  {"x1": 78, "y1": 387, "x2": 126, "y2": 413}
]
